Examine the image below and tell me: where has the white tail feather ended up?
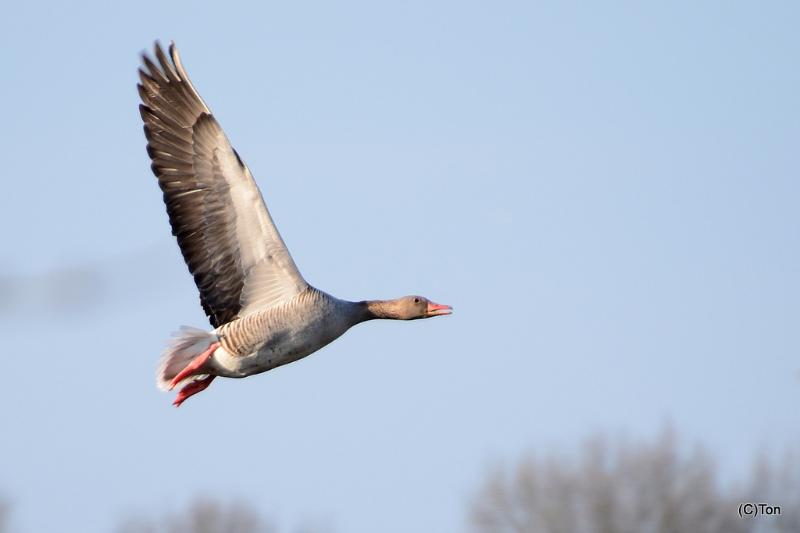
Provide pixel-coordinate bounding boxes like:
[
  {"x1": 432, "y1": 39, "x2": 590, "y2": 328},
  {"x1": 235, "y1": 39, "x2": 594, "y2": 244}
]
[{"x1": 156, "y1": 326, "x2": 218, "y2": 390}]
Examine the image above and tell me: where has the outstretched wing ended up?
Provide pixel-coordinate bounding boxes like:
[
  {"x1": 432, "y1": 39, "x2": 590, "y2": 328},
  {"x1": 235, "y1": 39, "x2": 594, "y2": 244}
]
[{"x1": 138, "y1": 42, "x2": 307, "y2": 327}]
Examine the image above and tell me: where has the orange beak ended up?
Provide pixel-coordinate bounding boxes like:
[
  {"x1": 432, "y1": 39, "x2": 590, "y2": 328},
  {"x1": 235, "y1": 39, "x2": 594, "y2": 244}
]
[{"x1": 426, "y1": 301, "x2": 453, "y2": 317}]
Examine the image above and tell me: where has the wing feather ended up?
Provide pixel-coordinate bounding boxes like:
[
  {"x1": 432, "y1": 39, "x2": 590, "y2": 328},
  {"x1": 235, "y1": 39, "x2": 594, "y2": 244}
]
[{"x1": 138, "y1": 42, "x2": 307, "y2": 327}]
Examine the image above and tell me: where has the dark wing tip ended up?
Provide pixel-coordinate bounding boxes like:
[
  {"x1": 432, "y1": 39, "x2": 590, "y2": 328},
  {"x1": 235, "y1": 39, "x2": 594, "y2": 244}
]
[
  {"x1": 138, "y1": 103, "x2": 152, "y2": 121},
  {"x1": 139, "y1": 40, "x2": 179, "y2": 83},
  {"x1": 153, "y1": 39, "x2": 166, "y2": 57}
]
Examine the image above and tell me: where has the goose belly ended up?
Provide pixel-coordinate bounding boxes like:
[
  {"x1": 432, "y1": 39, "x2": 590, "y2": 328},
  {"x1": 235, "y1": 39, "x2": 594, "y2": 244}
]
[
  {"x1": 211, "y1": 306, "x2": 351, "y2": 378},
  {"x1": 250, "y1": 330, "x2": 334, "y2": 374}
]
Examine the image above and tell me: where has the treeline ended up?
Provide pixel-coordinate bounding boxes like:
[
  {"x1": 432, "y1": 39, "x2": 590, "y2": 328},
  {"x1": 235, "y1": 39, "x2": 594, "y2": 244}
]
[
  {"x1": 469, "y1": 428, "x2": 799, "y2": 533},
  {"x1": 1, "y1": 429, "x2": 797, "y2": 533}
]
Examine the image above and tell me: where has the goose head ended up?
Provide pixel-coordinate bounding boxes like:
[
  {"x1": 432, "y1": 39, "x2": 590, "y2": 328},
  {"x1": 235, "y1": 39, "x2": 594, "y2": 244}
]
[{"x1": 365, "y1": 296, "x2": 453, "y2": 320}]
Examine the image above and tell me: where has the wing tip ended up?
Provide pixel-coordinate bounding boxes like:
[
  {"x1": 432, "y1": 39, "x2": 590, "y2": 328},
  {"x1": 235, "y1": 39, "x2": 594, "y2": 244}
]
[{"x1": 137, "y1": 39, "x2": 211, "y2": 114}]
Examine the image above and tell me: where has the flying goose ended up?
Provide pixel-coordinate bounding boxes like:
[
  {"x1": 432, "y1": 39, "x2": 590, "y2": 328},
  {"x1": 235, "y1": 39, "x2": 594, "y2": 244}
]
[{"x1": 138, "y1": 42, "x2": 452, "y2": 406}]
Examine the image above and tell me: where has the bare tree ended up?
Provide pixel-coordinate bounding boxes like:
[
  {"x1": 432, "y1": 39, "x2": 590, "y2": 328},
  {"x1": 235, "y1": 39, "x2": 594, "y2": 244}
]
[
  {"x1": 116, "y1": 498, "x2": 331, "y2": 533},
  {"x1": 469, "y1": 429, "x2": 798, "y2": 533},
  {"x1": 116, "y1": 499, "x2": 276, "y2": 533},
  {"x1": 746, "y1": 449, "x2": 800, "y2": 533}
]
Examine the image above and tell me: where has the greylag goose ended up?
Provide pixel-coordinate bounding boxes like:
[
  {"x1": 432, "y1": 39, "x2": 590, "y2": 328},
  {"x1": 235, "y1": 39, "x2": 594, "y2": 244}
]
[{"x1": 138, "y1": 43, "x2": 452, "y2": 406}]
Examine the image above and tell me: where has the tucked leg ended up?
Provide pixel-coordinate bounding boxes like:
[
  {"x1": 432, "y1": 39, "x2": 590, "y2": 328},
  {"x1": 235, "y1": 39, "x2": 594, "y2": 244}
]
[
  {"x1": 173, "y1": 375, "x2": 216, "y2": 407},
  {"x1": 168, "y1": 341, "x2": 220, "y2": 390}
]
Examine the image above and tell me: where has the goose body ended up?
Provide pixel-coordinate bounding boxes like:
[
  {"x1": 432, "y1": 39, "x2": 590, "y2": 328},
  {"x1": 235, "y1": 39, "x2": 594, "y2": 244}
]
[
  {"x1": 138, "y1": 43, "x2": 451, "y2": 406},
  {"x1": 212, "y1": 288, "x2": 360, "y2": 378}
]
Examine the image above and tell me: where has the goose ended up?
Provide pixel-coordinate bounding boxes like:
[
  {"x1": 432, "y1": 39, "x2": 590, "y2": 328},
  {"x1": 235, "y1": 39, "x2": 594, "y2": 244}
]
[{"x1": 138, "y1": 43, "x2": 452, "y2": 406}]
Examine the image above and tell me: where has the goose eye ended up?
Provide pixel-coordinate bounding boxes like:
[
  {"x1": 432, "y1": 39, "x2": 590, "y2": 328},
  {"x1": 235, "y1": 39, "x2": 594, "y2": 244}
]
[{"x1": 414, "y1": 297, "x2": 420, "y2": 304}]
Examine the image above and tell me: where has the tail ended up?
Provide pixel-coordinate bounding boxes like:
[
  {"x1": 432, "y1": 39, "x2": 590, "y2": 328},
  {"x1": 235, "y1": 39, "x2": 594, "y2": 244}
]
[{"x1": 156, "y1": 326, "x2": 218, "y2": 391}]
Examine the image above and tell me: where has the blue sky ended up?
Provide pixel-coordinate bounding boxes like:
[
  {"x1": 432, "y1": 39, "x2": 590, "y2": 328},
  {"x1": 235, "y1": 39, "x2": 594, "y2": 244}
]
[{"x1": 1, "y1": 1, "x2": 798, "y2": 531}]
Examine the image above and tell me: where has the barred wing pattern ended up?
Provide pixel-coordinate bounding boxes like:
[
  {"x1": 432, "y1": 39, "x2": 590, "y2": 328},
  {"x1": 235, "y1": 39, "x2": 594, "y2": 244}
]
[{"x1": 138, "y1": 42, "x2": 307, "y2": 327}]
